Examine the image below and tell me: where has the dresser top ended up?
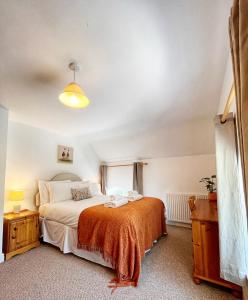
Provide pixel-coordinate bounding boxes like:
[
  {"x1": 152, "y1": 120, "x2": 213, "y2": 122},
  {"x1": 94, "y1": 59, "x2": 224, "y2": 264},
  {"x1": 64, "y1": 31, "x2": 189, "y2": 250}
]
[
  {"x1": 191, "y1": 199, "x2": 218, "y2": 222},
  {"x1": 4, "y1": 209, "x2": 39, "y2": 221}
]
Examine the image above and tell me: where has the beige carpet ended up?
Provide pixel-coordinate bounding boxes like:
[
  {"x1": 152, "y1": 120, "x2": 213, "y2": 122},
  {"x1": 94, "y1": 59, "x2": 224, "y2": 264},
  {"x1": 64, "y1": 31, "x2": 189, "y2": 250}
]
[{"x1": 0, "y1": 226, "x2": 235, "y2": 300}]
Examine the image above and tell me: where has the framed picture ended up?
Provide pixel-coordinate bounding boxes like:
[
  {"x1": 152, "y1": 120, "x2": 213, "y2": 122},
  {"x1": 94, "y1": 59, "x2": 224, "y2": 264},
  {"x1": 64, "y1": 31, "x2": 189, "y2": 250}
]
[{"x1": 57, "y1": 145, "x2": 73, "y2": 163}]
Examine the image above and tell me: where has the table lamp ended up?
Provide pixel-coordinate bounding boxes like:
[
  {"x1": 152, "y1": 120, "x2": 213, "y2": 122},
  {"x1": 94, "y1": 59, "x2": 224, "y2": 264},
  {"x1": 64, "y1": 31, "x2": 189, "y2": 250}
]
[{"x1": 8, "y1": 190, "x2": 24, "y2": 213}]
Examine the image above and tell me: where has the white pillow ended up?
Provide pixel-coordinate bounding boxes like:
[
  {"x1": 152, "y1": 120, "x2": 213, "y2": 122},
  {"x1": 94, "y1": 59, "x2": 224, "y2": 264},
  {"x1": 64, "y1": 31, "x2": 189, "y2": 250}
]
[
  {"x1": 38, "y1": 180, "x2": 70, "y2": 206},
  {"x1": 48, "y1": 181, "x2": 89, "y2": 203},
  {"x1": 89, "y1": 183, "x2": 102, "y2": 196}
]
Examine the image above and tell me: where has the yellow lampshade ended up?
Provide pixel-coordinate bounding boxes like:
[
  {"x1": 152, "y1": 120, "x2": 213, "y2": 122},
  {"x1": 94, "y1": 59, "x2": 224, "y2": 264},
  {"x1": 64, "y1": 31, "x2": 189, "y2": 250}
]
[
  {"x1": 59, "y1": 82, "x2": 90, "y2": 109},
  {"x1": 8, "y1": 190, "x2": 24, "y2": 202}
]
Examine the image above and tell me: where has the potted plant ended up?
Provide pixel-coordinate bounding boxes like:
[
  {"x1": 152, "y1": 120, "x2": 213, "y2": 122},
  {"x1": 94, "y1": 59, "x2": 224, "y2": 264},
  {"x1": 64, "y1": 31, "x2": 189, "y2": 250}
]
[{"x1": 199, "y1": 175, "x2": 217, "y2": 201}]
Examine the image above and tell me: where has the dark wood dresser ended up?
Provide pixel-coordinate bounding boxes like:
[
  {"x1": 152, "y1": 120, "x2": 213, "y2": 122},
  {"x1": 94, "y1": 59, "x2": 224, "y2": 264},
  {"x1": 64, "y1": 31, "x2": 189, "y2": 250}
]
[{"x1": 190, "y1": 199, "x2": 242, "y2": 298}]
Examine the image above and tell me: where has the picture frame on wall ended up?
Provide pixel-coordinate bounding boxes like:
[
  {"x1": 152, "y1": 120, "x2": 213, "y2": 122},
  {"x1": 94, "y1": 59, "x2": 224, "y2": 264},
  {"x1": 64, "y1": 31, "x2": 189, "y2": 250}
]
[{"x1": 57, "y1": 145, "x2": 73, "y2": 163}]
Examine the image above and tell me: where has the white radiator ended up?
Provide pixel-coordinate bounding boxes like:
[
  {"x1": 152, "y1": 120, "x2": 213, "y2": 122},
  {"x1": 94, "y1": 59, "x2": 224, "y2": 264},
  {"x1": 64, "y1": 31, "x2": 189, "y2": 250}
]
[{"x1": 165, "y1": 193, "x2": 208, "y2": 224}]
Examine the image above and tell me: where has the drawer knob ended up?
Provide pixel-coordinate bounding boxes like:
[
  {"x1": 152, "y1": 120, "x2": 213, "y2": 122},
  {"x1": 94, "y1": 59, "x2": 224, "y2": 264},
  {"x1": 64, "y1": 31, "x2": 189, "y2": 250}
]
[{"x1": 11, "y1": 236, "x2": 15, "y2": 239}]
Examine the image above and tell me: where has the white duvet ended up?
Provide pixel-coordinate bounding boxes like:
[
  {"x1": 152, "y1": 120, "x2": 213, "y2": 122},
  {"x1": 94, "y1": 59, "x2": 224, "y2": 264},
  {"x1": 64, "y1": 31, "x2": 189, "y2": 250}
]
[{"x1": 39, "y1": 195, "x2": 110, "y2": 228}]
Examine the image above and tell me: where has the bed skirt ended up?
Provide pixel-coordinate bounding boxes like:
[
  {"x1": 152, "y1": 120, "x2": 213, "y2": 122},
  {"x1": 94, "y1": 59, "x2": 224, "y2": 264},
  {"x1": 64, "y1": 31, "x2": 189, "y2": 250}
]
[
  {"x1": 40, "y1": 218, "x2": 113, "y2": 268},
  {"x1": 40, "y1": 217, "x2": 159, "y2": 270}
]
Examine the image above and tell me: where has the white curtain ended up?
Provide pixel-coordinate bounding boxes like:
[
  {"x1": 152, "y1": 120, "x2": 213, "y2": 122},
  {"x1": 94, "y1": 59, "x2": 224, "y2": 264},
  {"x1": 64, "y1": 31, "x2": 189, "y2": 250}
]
[{"x1": 215, "y1": 114, "x2": 248, "y2": 285}]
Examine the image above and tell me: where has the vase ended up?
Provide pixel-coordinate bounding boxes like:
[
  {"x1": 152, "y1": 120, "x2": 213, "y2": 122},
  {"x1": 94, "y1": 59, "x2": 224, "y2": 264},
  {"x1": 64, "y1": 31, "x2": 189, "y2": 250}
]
[{"x1": 208, "y1": 192, "x2": 217, "y2": 202}]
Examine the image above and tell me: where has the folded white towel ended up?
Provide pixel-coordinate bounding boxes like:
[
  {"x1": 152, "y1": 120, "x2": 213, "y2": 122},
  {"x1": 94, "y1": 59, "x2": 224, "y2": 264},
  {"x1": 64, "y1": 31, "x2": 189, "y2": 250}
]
[
  {"x1": 127, "y1": 194, "x2": 143, "y2": 202},
  {"x1": 128, "y1": 190, "x2": 138, "y2": 197},
  {"x1": 109, "y1": 195, "x2": 126, "y2": 202},
  {"x1": 104, "y1": 198, "x2": 128, "y2": 208}
]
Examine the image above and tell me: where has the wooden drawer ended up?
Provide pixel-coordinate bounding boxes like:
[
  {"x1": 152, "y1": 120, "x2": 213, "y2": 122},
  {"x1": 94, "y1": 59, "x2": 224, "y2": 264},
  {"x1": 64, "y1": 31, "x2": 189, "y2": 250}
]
[
  {"x1": 3, "y1": 210, "x2": 40, "y2": 260},
  {"x1": 9, "y1": 217, "x2": 39, "y2": 252},
  {"x1": 29, "y1": 216, "x2": 39, "y2": 243},
  {"x1": 192, "y1": 220, "x2": 201, "y2": 245},
  {"x1": 192, "y1": 220, "x2": 204, "y2": 276},
  {"x1": 192, "y1": 242, "x2": 204, "y2": 276},
  {"x1": 192, "y1": 221, "x2": 219, "y2": 278},
  {"x1": 9, "y1": 219, "x2": 26, "y2": 251},
  {"x1": 190, "y1": 199, "x2": 242, "y2": 298}
]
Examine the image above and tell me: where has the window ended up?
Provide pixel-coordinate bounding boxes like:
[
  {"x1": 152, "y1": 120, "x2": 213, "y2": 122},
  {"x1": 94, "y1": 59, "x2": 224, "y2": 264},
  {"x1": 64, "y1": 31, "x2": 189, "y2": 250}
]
[{"x1": 107, "y1": 166, "x2": 133, "y2": 196}]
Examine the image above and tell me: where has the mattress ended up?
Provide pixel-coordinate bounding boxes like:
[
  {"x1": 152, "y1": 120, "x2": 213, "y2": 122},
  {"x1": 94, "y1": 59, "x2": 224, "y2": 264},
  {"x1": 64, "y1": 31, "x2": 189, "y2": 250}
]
[{"x1": 39, "y1": 195, "x2": 109, "y2": 228}]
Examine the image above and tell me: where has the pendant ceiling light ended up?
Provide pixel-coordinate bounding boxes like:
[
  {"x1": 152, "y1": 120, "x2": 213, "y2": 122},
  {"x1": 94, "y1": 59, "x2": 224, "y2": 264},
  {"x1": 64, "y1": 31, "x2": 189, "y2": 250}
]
[{"x1": 59, "y1": 61, "x2": 90, "y2": 109}]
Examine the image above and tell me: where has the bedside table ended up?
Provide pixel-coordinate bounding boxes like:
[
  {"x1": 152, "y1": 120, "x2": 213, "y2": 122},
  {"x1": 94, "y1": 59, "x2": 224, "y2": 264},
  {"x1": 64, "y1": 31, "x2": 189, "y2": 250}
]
[{"x1": 3, "y1": 209, "x2": 40, "y2": 260}]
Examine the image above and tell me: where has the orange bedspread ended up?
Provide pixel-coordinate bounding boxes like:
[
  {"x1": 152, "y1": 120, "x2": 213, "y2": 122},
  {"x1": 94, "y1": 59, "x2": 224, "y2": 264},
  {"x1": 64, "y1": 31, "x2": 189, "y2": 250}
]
[{"x1": 77, "y1": 197, "x2": 167, "y2": 288}]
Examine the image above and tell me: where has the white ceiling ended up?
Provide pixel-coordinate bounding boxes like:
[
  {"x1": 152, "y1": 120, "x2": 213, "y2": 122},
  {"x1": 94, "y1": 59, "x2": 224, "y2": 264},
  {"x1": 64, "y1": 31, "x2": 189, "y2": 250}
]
[{"x1": 0, "y1": 0, "x2": 231, "y2": 136}]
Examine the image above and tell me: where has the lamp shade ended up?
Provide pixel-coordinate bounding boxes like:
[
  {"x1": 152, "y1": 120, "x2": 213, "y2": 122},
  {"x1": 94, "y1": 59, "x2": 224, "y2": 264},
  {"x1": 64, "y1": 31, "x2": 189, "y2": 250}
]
[
  {"x1": 8, "y1": 190, "x2": 24, "y2": 202},
  {"x1": 59, "y1": 82, "x2": 90, "y2": 109}
]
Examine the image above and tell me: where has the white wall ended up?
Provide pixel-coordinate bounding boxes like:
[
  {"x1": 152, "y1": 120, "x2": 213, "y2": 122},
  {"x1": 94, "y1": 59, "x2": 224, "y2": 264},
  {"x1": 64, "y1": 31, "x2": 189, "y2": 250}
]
[
  {"x1": 218, "y1": 54, "x2": 235, "y2": 114},
  {"x1": 4, "y1": 122, "x2": 100, "y2": 212},
  {"x1": 143, "y1": 155, "x2": 216, "y2": 198},
  {"x1": 0, "y1": 105, "x2": 8, "y2": 263},
  {"x1": 106, "y1": 154, "x2": 216, "y2": 200}
]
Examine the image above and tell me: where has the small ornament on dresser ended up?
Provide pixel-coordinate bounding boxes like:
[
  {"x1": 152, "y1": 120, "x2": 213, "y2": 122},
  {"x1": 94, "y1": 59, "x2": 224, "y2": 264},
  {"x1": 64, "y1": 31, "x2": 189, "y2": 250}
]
[{"x1": 199, "y1": 175, "x2": 217, "y2": 201}]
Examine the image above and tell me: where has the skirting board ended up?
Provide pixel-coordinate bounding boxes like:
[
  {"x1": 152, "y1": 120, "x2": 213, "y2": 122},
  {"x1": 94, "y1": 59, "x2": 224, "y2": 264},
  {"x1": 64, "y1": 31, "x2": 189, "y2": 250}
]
[
  {"x1": 0, "y1": 253, "x2": 4, "y2": 263},
  {"x1": 166, "y1": 220, "x2": 192, "y2": 229}
]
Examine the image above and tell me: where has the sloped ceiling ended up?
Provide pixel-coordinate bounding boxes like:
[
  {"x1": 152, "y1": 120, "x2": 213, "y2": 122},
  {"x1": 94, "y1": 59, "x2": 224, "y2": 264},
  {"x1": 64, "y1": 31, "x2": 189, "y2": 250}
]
[
  {"x1": 90, "y1": 118, "x2": 216, "y2": 162},
  {"x1": 0, "y1": 0, "x2": 232, "y2": 160}
]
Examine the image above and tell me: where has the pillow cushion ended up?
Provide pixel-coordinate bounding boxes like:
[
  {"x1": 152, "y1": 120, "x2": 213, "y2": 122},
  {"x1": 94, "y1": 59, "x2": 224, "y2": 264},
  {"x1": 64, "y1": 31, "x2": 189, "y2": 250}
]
[
  {"x1": 47, "y1": 181, "x2": 89, "y2": 203},
  {"x1": 38, "y1": 180, "x2": 70, "y2": 205},
  {"x1": 88, "y1": 183, "x2": 102, "y2": 196},
  {"x1": 71, "y1": 187, "x2": 92, "y2": 201}
]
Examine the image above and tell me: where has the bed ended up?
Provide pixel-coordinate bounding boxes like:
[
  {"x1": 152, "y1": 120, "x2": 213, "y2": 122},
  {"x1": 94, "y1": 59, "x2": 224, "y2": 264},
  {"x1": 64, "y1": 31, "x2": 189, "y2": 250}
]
[
  {"x1": 39, "y1": 173, "x2": 113, "y2": 268},
  {"x1": 38, "y1": 173, "x2": 167, "y2": 287}
]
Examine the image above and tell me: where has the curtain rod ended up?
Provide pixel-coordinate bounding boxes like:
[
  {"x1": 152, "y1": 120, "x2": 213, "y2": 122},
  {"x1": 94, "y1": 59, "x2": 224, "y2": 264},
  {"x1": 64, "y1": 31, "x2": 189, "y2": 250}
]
[
  {"x1": 107, "y1": 162, "x2": 148, "y2": 168},
  {"x1": 221, "y1": 83, "x2": 235, "y2": 123}
]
